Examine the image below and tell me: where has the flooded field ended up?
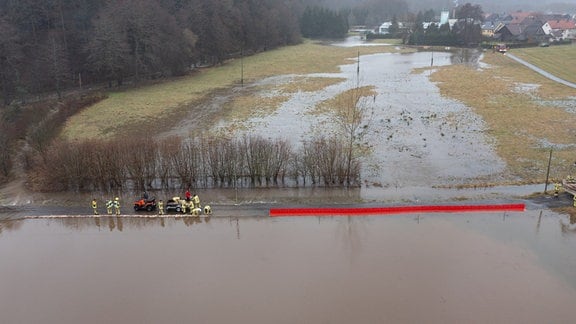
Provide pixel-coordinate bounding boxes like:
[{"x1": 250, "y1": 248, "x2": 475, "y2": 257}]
[
  {"x1": 1, "y1": 209, "x2": 576, "y2": 323},
  {"x1": 161, "y1": 38, "x2": 504, "y2": 188}
]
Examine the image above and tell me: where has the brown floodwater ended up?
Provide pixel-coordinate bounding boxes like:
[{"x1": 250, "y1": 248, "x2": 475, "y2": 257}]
[{"x1": 1, "y1": 209, "x2": 576, "y2": 323}]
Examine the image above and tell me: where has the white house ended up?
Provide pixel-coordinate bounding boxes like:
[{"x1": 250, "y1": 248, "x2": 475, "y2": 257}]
[
  {"x1": 378, "y1": 22, "x2": 404, "y2": 34},
  {"x1": 543, "y1": 19, "x2": 576, "y2": 41}
]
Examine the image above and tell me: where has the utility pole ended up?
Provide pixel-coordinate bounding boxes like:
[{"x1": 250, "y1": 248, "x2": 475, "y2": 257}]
[{"x1": 240, "y1": 47, "x2": 244, "y2": 87}]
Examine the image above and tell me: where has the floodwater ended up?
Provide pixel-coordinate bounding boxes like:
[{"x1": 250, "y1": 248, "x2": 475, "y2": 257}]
[{"x1": 1, "y1": 209, "x2": 576, "y2": 323}]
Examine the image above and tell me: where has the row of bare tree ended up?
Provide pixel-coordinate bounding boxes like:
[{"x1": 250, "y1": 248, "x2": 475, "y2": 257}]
[{"x1": 33, "y1": 135, "x2": 361, "y2": 193}]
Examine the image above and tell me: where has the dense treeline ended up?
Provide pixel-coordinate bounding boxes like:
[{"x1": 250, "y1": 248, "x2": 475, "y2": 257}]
[
  {"x1": 300, "y1": 6, "x2": 349, "y2": 38},
  {"x1": 0, "y1": 0, "x2": 303, "y2": 106},
  {"x1": 33, "y1": 135, "x2": 361, "y2": 192},
  {"x1": 0, "y1": 0, "x2": 419, "y2": 106}
]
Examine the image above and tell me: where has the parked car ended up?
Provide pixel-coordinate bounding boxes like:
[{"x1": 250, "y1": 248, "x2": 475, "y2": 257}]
[{"x1": 165, "y1": 197, "x2": 183, "y2": 213}]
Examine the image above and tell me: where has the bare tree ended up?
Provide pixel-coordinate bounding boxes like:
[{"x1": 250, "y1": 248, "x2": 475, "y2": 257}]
[{"x1": 330, "y1": 86, "x2": 374, "y2": 186}]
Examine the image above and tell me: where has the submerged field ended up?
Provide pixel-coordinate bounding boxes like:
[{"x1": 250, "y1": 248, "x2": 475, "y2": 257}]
[
  {"x1": 61, "y1": 41, "x2": 412, "y2": 140},
  {"x1": 60, "y1": 39, "x2": 576, "y2": 187}
]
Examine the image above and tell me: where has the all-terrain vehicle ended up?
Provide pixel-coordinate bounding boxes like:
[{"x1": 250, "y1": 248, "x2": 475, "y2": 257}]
[{"x1": 134, "y1": 197, "x2": 157, "y2": 211}]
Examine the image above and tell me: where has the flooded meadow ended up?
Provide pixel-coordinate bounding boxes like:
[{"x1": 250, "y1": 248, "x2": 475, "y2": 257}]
[{"x1": 2, "y1": 37, "x2": 576, "y2": 323}]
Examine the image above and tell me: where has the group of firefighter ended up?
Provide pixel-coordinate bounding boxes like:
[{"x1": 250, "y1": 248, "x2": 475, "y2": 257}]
[
  {"x1": 90, "y1": 189, "x2": 210, "y2": 216},
  {"x1": 91, "y1": 197, "x2": 121, "y2": 215},
  {"x1": 178, "y1": 189, "x2": 203, "y2": 215},
  {"x1": 553, "y1": 176, "x2": 576, "y2": 207}
]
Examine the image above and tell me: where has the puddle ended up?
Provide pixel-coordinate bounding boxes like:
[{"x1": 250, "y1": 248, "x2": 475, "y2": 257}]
[{"x1": 1, "y1": 210, "x2": 576, "y2": 323}]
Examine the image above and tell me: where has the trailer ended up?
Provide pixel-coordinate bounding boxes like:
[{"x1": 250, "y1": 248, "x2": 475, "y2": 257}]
[{"x1": 562, "y1": 178, "x2": 576, "y2": 196}]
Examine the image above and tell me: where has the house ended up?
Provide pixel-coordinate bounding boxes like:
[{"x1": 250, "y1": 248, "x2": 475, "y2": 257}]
[
  {"x1": 543, "y1": 19, "x2": 576, "y2": 41},
  {"x1": 481, "y1": 21, "x2": 498, "y2": 38},
  {"x1": 493, "y1": 15, "x2": 547, "y2": 44},
  {"x1": 378, "y1": 22, "x2": 404, "y2": 34}
]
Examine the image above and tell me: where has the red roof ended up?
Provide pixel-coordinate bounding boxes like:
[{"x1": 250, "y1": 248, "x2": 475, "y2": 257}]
[
  {"x1": 510, "y1": 12, "x2": 538, "y2": 24},
  {"x1": 547, "y1": 19, "x2": 576, "y2": 30}
]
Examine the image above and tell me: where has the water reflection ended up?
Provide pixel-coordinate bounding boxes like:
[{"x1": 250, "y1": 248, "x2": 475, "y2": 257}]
[
  {"x1": 449, "y1": 47, "x2": 482, "y2": 66},
  {"x1": 1, "y1": 211, "x2": 576, "y2": 324},
  {"x1": 0, "y1": 219, "x2": 23, "y2": 235},
  {"x1": 335, "y1": 216, "x2": 367, "y2": 264},
  {"x1": 560, "y1": 211, "x2": 576, "y2": 234}
]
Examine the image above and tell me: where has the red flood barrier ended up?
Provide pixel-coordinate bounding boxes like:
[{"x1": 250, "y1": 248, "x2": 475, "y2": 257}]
[{"x1": 269, "y1": 203, "x2": 525, "y2": 217}]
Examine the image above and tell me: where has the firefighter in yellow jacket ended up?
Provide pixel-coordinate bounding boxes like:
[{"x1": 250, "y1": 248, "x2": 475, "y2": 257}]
[
  {"x1": 91, "y1": 198, "x2": 99, "y2": 215},
  {"x1": 106, "y1": 199, "x2": 113, "y2": 215},
  {"x1": 114, "y1": 197, "x2": 121, "y2": 215},
  {"x1": 554, "y1": 182, "x2": 561, "y2": 198},
  {"x1": 181, "y1": 199, "x2": 190, "y2": 214},
  {"x1": 158, "y1": 199, "x2": 165, "y2": 215},
  {"x1": 192, "y1": 194, "x2": 201, "y2": 209}
]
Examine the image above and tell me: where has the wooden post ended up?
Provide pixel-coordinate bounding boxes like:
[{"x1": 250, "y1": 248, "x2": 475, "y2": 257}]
[{"x1": 544, "y1": 149, "x2": 552, "y2": 194}]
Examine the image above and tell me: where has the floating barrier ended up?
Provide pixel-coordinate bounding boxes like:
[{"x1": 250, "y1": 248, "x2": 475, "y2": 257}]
[{"x1": 269, "y1": 203, "x2": 525, "y2": 217}]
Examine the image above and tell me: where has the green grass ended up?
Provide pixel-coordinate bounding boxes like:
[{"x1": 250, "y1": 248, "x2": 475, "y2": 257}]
[{"x1": 511, "y1": 44, "x2": 576, "y2": 84}]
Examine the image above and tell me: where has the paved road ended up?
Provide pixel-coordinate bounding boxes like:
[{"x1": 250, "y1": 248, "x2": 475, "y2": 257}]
[{"x1": 506, "y1": 53, "x2": 576, "y2": 89}]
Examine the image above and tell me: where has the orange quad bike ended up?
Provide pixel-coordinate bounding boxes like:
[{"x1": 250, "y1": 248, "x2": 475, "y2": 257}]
[{"x1": 133, "y1": 197, "x2": 157, "y2": 212}]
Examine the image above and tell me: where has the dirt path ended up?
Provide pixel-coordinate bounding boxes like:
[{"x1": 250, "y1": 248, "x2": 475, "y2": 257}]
[{"x1": 506, "y1": 53, "x2": 576, "y2": 89}]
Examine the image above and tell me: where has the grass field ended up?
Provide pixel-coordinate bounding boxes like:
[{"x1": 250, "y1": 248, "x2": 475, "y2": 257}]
[
  {"x1": 511, "y1": 44, "x2": 576, "y2": 84},
  {"x1": 430, "y1": 49, "x2": 576, "y2": 183}
]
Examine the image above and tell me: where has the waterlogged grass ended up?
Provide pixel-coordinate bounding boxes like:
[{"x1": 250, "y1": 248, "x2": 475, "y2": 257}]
[
  {"x1": 62, "y1": 40, "x2": 403, "y2": 140},
  {"x1": 313, "y1": 86, "x2": 377, "y2": 116},
  {"x1": 511, "y1": 45, "x2": 576, "y2": 84},
  {"x1": 430, "y1": 50, "x2": 576, "y2": 182},
  {"x1": 282, "y1": 76, "x2": 345, "y2": 93}
]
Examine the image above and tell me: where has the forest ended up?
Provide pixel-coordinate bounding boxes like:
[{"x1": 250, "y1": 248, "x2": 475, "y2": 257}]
[{"x1": 0, "y1": 0, "x2": 417, "y2": 107}]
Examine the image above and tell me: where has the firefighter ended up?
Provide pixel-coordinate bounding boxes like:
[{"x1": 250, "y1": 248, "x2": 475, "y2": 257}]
[
  {"x1": 204, "y1": 205, "x2": 212, "y2": 215},
  {"x1": 91, "y1": 198, "x2": 99, "y2": 215},
  {"x1": 106, "y1": 199, "x2": 113, "y2": 215},
  {"x1": 114, "y1": 197, "x2": 121, "y2": 215},
  {"x1": 181, "y1": 199, "x2": 189, "y2": 214},
  {"x1": 554, "y1": 182, "x2": 561, "y2": 198},
  {"x1": 192, "y1": 193, "x2": 201, "y2": 209},
  {"x1": 158, "y1": 199, "x2": 164, "y2": 215},
  {"x1": 189, "y1": 198, "x2": 198, "y2": 215}
]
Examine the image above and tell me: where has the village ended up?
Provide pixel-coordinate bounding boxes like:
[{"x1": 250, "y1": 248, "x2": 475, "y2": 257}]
[{"x1": 358, "y1": 6, "x2": 576, "y2": 48}]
